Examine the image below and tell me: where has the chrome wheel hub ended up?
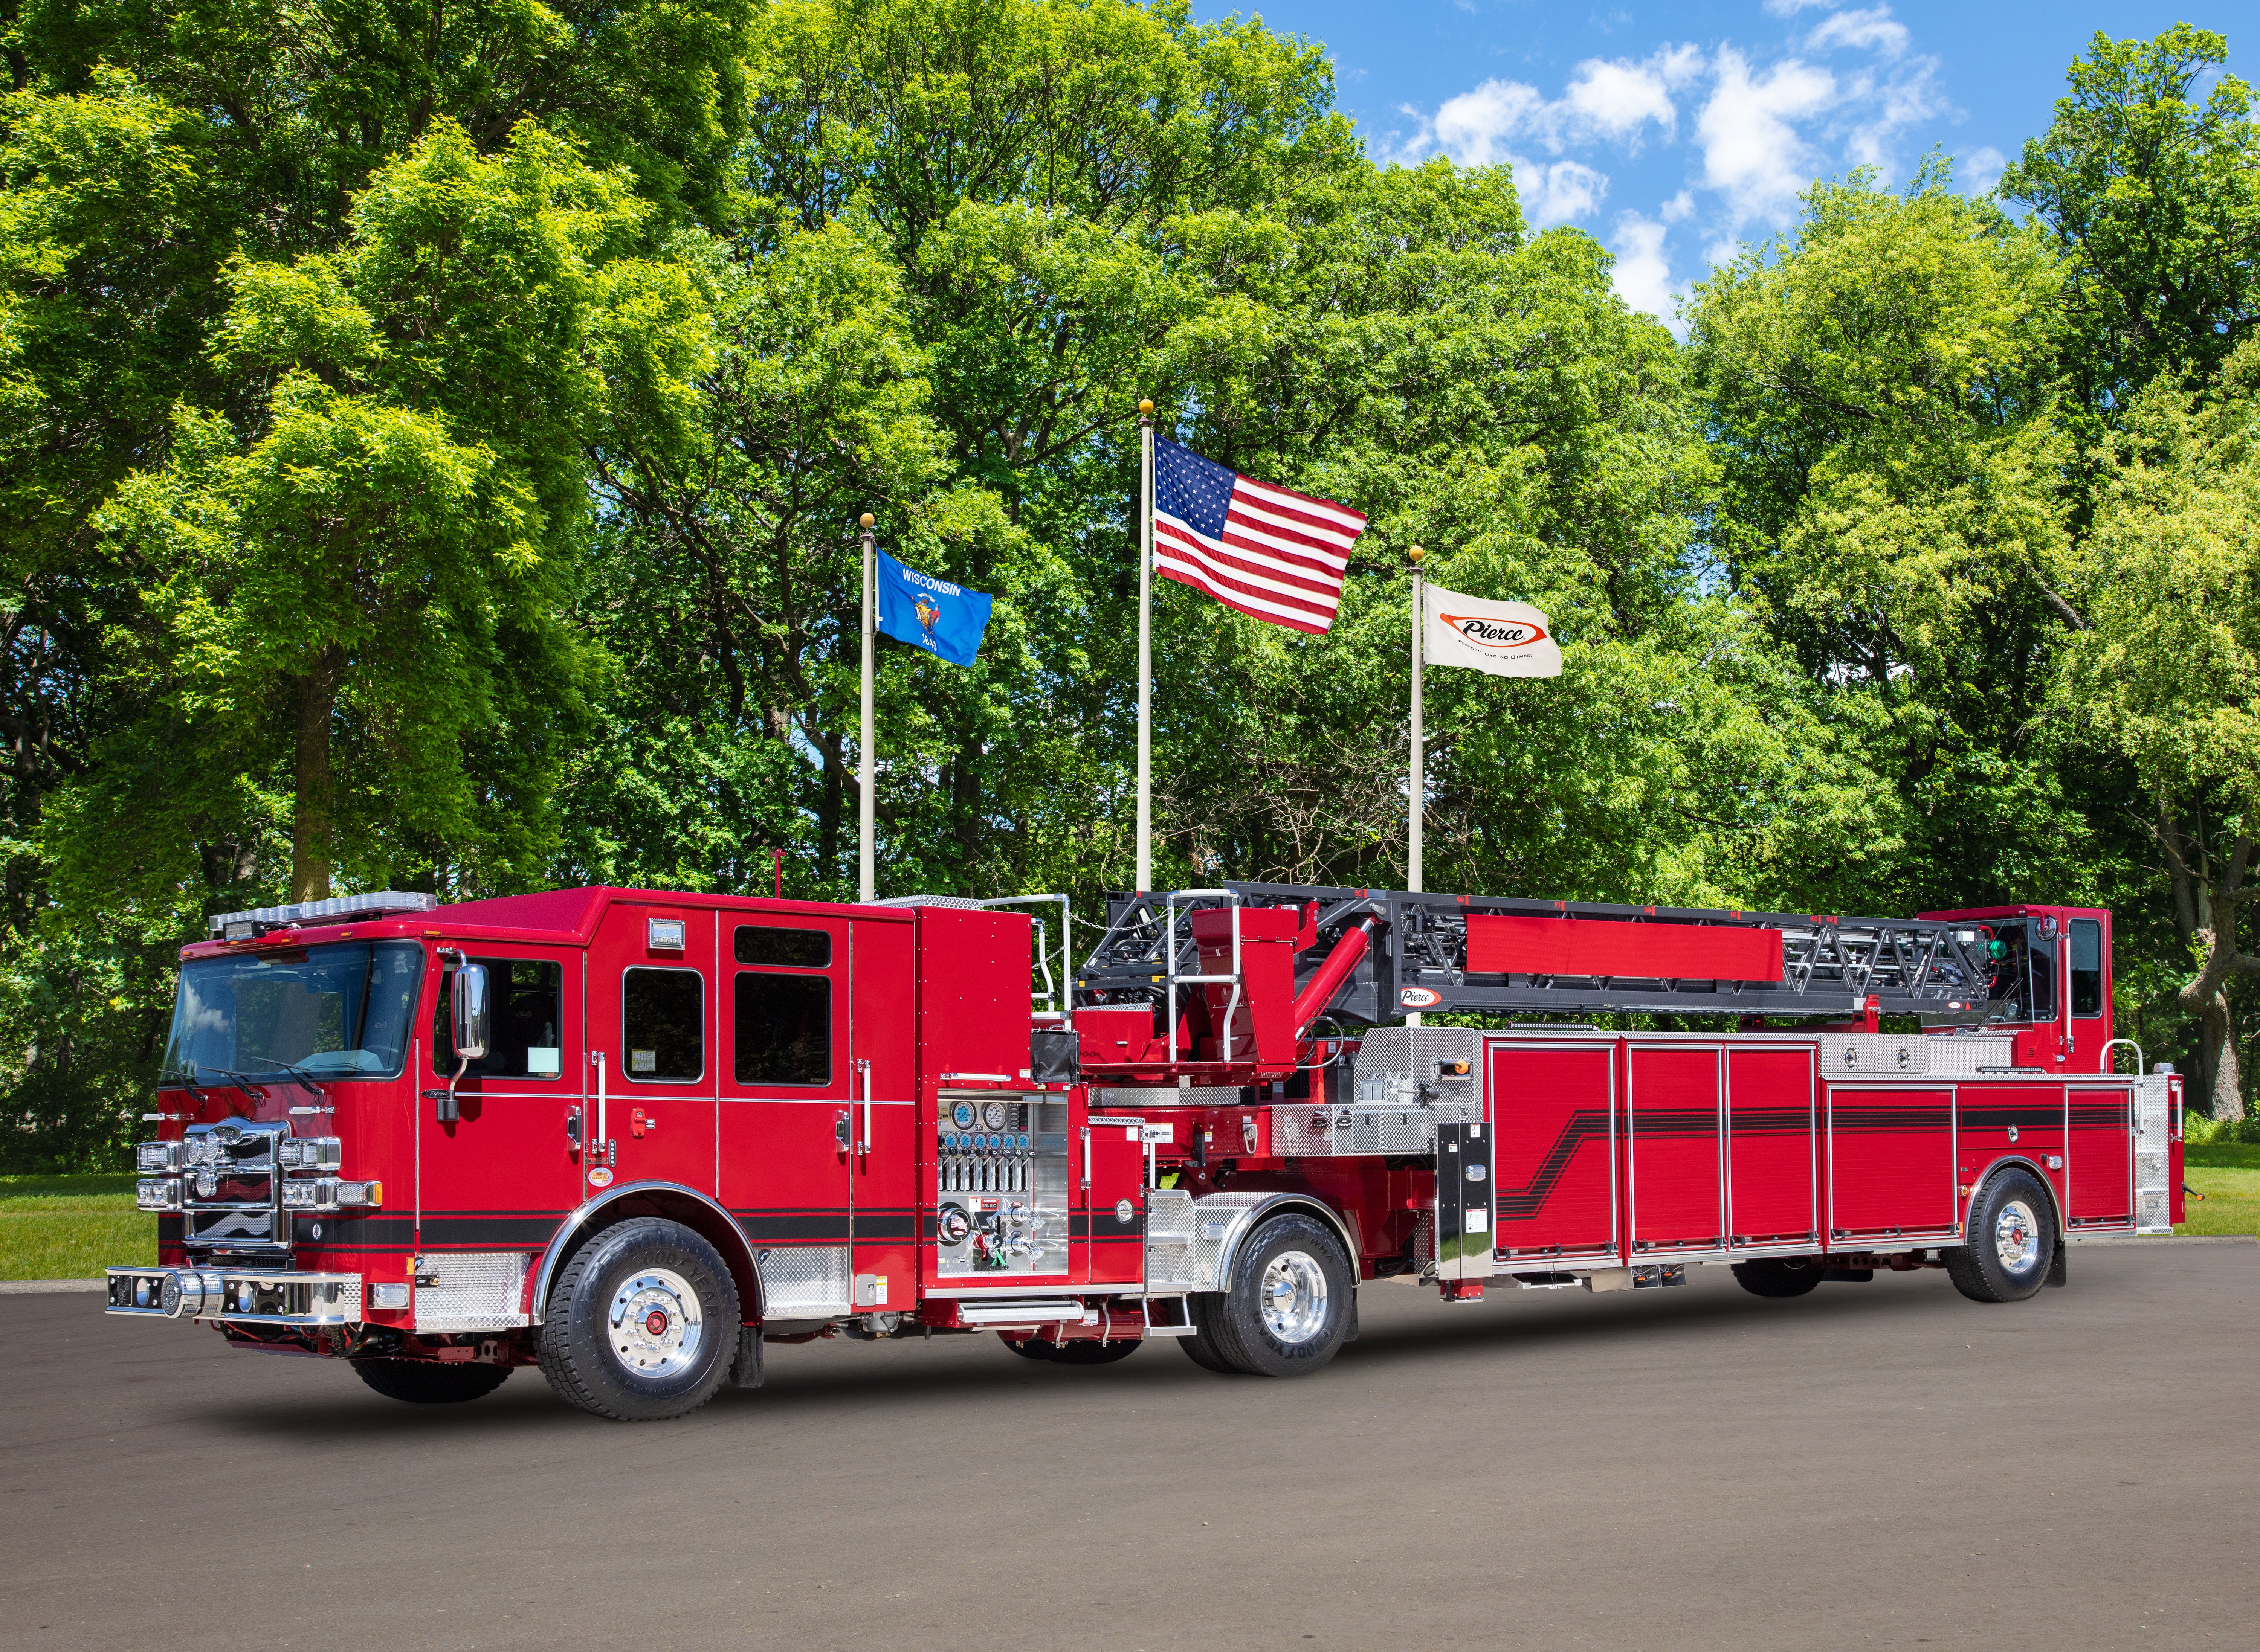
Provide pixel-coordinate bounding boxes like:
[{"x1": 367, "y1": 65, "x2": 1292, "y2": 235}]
[
  {"x1": 1993, "y1": 1200, "x2": 2041, "y2": 1272},
  {"x1": 1259, "y1": 1249, "x2": 1329, "y2": 1345},
  {"x1": 608, "y1": 1267, "x2": 704, "y2": 1379}
]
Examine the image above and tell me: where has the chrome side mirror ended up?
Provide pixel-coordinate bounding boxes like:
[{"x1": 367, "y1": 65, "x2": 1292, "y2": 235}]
[{"x1": 450, "y1": 964, "x2": 491, "y2": 1062}]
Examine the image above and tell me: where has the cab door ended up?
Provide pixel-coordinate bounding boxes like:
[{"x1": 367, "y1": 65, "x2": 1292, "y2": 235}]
[
  {"x1": 420, "y1": 947, "x2": 581, "y2": 1252},
  {"x1": 587, "y1": 902, "x2": 717, "y2": 1199},
  {"x1": 720, "y1": 910, "x2": 854, "y2": 1319}
]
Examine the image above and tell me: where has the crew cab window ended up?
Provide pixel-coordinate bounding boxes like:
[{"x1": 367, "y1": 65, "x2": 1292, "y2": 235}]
[
  {"x1": 433, "y1": 957, "x2": 564, "y2": 1079},
  {"x1": 623, "y1": 967, "x2": 704, "y2": 1082},
  {"x1": 2071, "y1": 919, "x2": 2103, "y2": 1017},
  {"x1": 733, "y1": 926, "x2": 831, "y2": 1086},
  {"x1": 734, "y1": 926, "x2": 831, "y2": 968},
  {"x1": 1985, "y1": 922, "x2": 2056, "y2": 1023}
]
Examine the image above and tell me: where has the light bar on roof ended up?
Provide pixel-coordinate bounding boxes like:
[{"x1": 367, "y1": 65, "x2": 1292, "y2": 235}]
[{"x1": 208, "y1": 891, "x2": 439, "y2": 940}]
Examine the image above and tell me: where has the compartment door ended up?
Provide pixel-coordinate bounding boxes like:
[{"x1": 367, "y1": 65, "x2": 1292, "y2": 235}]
[
  {"x1": 1825, "y1": 1086, "x2": 1956, "y2": 1242},
  {"x1": 2067, "y1": 1085, "x2": 2133, "y2": 1228},
  {"x1": 1626, "y1": 1045, "x2": 1725, "y2": 1255},
  {"x1": 1081, "y1": 1112, "x2": 1148, "y2": 1286},
  {"x1": 1726, "y1": 1046, "x2": 1818, "y2": 1248},
  {"x1": 1488, "y1": 1040, "x2": 1617, "y2": 1265}
]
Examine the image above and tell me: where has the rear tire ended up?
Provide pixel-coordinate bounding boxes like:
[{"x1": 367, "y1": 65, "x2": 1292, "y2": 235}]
[
  {"x1": 538, "y1": 1217, "x2": 741, "y2": 1420},
  {"x1": 1204, "y1": 1214, "x2": 1353, "y2": 1378},
  {"x1": 351, "y1": 1358, "x2": 512, "y2": 1405},
  {"x1": 1730, "y1": 1257, "x2": 1826, "y2": 1298},
  {"x1": 1179, "y1": 1294, "x2": 1241, "y2": 1373},
  {"x1": 1947, "y1": 1170, "x2": 2056, "y2": 1303}
]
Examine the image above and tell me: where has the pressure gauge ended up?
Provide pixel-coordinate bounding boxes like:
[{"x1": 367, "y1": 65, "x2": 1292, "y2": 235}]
[
  {"x1": 952, "y1": 1101, "x2": 977, "y2": 1130},
  {"x1": 982, "y1": 1101, "x2": 1007, "y2": 1130}
]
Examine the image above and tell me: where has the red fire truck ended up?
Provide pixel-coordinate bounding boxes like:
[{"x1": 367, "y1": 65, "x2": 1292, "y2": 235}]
[{"x1": 109, "y1": 882, "x2": 2182, "y2": 1420}]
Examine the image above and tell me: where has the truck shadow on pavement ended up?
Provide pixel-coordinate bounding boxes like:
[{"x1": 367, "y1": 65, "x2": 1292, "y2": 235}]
[{"x1": 203, "y1": 1273, "x2": 2010, "y2": 1442}]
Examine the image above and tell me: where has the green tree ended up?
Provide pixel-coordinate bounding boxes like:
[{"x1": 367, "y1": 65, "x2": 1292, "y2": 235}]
[
  {"x1": 81, "y1": 120, "x2": 710, "y2": 901},
  {"x1": 2054, "y1": 337, "x2": 2260, "y2": 1119},
  {"x1": 1687, "y1": 170, "x2": 2087, "y2": 914},
  {"x1": 2002, "y1": 24, "x2": 2260, "y2": 436}
]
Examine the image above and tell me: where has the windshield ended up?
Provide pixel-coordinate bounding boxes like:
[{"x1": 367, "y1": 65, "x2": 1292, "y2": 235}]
[{"x1": 163, "y1": 942, "x2": 426, "y2": 1082}]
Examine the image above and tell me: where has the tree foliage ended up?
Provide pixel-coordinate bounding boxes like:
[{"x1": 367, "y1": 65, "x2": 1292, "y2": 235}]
[{"x1": 2, "y1": 9, "x2": 2257, "y2": 1163}]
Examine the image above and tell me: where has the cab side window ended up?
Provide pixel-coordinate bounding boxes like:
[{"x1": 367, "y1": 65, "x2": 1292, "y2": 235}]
[
  {"x1": 433, "y1": 958, "x2": 563, "y2": 1079},
  {"x1": 2070, "y1": 919, "x2": 2103, "y2": 1018},
  {"x1": 623, "y1": 967, "x2": 704, "y2": 1082},
  {"x1": 734, "y1": 926, "x2": 831, "y2": 1086}
]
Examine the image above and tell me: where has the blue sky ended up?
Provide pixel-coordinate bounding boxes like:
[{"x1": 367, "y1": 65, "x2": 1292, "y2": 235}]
[{"x1": 1212, "y1": 2, "x2": 2226, "y2": 322}]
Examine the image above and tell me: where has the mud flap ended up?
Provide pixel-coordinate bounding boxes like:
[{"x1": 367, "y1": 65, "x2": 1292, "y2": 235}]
[
  {"x1": 2045, "y1": 1242, "x2": 2068, "y2": 1289},
  {"x1": 734, "y1": 1325, "x2": 765, "y2": 1388}
]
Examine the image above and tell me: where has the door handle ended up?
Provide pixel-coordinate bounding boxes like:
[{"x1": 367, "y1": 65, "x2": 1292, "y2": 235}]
[{"x1": 855, "y1": 1060, "x2": 874, "y2": 1157}]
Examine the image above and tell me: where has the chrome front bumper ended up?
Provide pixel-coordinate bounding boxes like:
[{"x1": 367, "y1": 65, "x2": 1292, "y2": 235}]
[{"x1": 106, "y1": 1266, "x2": 363, "y2": 1326}]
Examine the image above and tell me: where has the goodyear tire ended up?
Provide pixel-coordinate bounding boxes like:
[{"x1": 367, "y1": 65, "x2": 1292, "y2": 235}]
[
  {"x1": 351, "y1": 1358, "x2": 512, "y2": 1405},
  {"x1": 1947, "y1": 1169, "x2": 2057, "y2": 1304},
  {"x1": 1204, "y1": 1214, "x2": 1353, "y2": 1378},
  {"x1": 1730, "y1": 1257, "x2": 1826, "y2": 1298},
  {"x1": 538, "y1": 1217, "x2": 741, "y2": 1421},
  {"x1": 1178, "y1": 1293, "x2": 1241, "y2": 1374}
]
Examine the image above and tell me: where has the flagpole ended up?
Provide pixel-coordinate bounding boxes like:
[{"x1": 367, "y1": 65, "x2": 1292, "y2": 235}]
[
  {"x1": 1136, "y1": 397, "x2": 1155, "y2": 893},
  {"x1": 858, "y1": 512, "x2": 876, "y2": 904},
  {"x1": 1407, "y1": 544, "x2": 1425, "y2": 1027}
]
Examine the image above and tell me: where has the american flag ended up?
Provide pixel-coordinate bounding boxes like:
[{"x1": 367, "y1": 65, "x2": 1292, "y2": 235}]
[{"x1": 1153, "y1": 438, "x2": 1367, "y2": 634}]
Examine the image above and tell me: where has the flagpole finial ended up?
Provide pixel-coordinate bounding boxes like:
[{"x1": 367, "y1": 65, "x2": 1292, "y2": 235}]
[
  {"x1": 858, "y1": 513, "x2": 875, "y2": 531},
  {"x1": 1138, "y1": 398, "x2": 1154, "y2": 419},
  {"x1": 1408, "y1": 544, "x2": 1425, "y2": 566}
]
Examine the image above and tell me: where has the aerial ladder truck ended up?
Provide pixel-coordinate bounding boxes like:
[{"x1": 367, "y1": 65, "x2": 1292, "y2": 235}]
[{"x1": 108, "y1": 878, "x2": 2177, "y2": 1418}]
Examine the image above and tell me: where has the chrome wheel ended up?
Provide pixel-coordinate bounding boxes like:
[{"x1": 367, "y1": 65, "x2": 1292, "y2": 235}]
[
  {"x1": 607, "y1": 1266, "x2": 705, "y2": 1379},
  {"x1": 1993, "y1": 1199, "x2": 2040, "y2": 1272},
  {"x1": 1259, "y1": 1249, "x2": 1329, "y2": 1345}
]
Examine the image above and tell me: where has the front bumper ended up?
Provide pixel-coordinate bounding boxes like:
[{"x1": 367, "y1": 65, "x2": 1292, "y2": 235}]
[{"x1": 107, "y1": 1266, "x2": 363, "y2": 1326}]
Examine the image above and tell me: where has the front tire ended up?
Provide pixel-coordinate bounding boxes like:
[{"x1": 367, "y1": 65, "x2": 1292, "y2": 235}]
[
  {"x1": 538, "y1": 1217, "x2": 741, "y2": 1420},
  {"x1": 1178, "y1": 1293, "x2": 1241, "y2": 1373},
  {"x1": 1204, "y1": 1214, "x2": 1353, "y2": 1378},
  {"x1": 352, "y1": 1358, "x2": 512, "y2": 1405},
  {"x1": 1731, "y1": 1257, "x2": 1826, "y2": 1298},
  {"x1": 1946, "y1": 1170, "x2": 2056, "y2": 1303}
]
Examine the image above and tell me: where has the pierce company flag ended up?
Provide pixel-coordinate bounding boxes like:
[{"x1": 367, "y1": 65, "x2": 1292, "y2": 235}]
[
  {"x1": 1152, "y1": 438, "x2": 1367, "y2": 634},
  {"x1": 875, "y1": 548, "x2": 993, "y2": 667},
  {"x1": 1423, "y1": 583, "x2": 1562, "y2": 677}
]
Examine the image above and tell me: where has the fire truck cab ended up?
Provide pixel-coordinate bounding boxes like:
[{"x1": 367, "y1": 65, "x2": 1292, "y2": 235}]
[{"x1": 108, "y1": 884, "x2": 2181, "y2": 1420}]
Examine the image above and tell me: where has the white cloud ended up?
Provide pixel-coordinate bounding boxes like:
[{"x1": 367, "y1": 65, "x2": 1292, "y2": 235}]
[
  {"x1": 1659, "y1": 188, "x2": 1695, "y2": 223},
  {"x1": 1610, "y1": 214, "x2": 1683, "y2": 324},
  {"x1": 1429, "y1": 78, "x2": 1549, "y2": 166},
  {"x1": 1763, "y1": 0, "x2": 1836, "y2": 14},
  {"x1": 1842, "y1": 55, "x2": 1947, "y2": 170},
  {"x1": 1519, "y1": 160, "x2": 1609, "y2": 225},
  {"x1": 1696, "y1": 48, "x2": 1837, "y2": 226},
  {"x1": 1562, "y1": 45, "x2": 1704, "y2": 146},
  {"x1": 1808, "y1": 6, "x2": 1910, "y2": 58},
  {"x1": 1960, "y1": 145, "x2": 2007, "y2": 194}
]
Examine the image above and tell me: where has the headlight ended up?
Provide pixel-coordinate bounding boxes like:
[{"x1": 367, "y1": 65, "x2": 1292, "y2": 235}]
[
  {"x1": 336, "y1": 1180, "x2": 382, "y2": 1208},
  {"x1": 136, "y1": 1179, "x2": 182, "y2": 1211},
  {"x1": 136, "y1": 1141, "x2": 179, "y2": 1172},
  {"x1": 282, "y1": 1180, "x2": 324, "y2": 1210},
  {"x1": 279, "y1": 1137, "x2": 341, "y2": 1171}
]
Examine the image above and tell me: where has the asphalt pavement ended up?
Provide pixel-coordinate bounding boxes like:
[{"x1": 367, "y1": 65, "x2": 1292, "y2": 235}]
[{"x1": 3, "y1": 1242, "x2": 2253, "y2": 1651}]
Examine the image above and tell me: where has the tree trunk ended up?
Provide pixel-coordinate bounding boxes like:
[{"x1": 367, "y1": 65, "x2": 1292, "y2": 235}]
[
  {"x1": 815, "y1": 725, "x2": 844, "y2": 890},
  {"x1": 289, "y1": 649, "x2": 345, "y2": 901},
  {"x1": 2200, "y1": 989, "x2": 2247, "y2": 1121}
]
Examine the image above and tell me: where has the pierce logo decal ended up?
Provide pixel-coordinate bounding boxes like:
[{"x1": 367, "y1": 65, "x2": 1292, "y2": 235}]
[
  {"x1": 1439, "y1": 613, "x2": 1550, "y2": 652},
  {"x1": 1399, "y1": 987, "x2": 1442, "y2": 1008},
  {"x1": 587, "y1": 1167, "x2": 614, "y2": 1189}
]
